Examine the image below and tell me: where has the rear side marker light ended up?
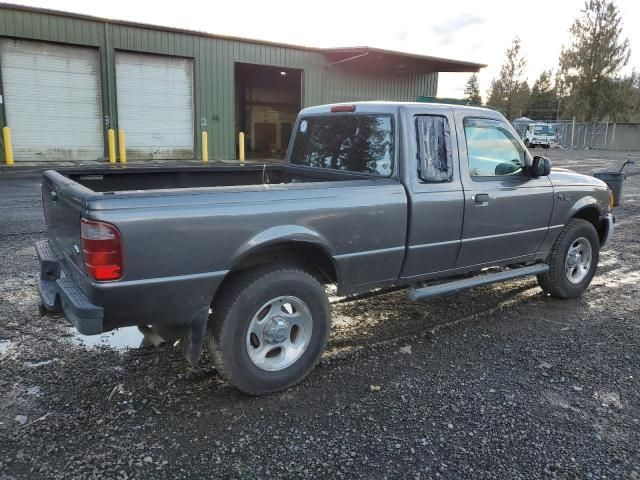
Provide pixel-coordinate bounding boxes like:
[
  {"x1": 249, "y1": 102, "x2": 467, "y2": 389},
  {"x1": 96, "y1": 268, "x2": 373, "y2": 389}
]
[
  {"x1": 81, "y1": 218, "x2": 123, "y2": 281},
  {"x1": 331, "y1": 105, "x2": 356, "y2": 112}
]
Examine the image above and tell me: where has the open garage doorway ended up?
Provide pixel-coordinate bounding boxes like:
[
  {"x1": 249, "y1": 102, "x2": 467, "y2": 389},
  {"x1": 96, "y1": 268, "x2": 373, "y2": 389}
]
[{"x1": 235, "y1": 63, "x2": 302, "y2": 161}]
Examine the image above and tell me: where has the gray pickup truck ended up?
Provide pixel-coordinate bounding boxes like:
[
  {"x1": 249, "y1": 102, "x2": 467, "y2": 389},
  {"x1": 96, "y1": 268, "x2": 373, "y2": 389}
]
[{"x1": 38, "y1": 102, "x2": 614, "y2": 394}]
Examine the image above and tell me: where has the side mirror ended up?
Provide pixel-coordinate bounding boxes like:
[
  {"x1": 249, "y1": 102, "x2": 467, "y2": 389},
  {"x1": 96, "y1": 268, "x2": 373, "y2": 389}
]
[{"x1": 530, "y1": 155, "x2": 552, "y2": 177}]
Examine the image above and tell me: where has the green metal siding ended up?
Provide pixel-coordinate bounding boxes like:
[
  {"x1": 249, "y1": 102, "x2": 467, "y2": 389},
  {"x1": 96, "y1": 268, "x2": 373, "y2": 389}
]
[{"x1": 0, "y1": 7, "x2": 438, "y2": 160}]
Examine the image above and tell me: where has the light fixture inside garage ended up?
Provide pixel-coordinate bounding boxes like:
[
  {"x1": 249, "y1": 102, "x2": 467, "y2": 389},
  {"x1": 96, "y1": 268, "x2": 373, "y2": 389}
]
[{"x1": 280, "y1": 71, "x2": 287, "y2": 76}]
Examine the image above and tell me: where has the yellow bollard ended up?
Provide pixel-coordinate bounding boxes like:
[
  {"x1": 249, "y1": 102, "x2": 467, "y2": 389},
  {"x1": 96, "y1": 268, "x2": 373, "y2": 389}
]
[
  {"x1": 118, "y1": 129, "x2": 127, "y2": 164},
  {"x1": 107, "y1": 129, "x2": 116, "y2": 164},
  {"x1": 239, "y1": 131, "x2": 245, "y2": 165},
  {"x1": 201, "y1": 131, "x2": 208, "y2": 163},
  {"x1": 3, "y1": 126, "x2": 14, "y2": 166}
]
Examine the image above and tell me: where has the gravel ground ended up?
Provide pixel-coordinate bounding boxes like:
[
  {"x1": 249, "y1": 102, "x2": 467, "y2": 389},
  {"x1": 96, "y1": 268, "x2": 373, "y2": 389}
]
[{"x1": 0, "y1": 150, "x2": 639, "y2": 479}]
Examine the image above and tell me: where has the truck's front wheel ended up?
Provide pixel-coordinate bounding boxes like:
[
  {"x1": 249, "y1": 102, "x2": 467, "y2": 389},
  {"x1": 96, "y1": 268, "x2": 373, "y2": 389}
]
[
  {"x1": 208, "y1": 265, "x2": 330, "y2": 395},
  {"x1": 537, "y1": 218, "x2": 600, "y2": 298}
]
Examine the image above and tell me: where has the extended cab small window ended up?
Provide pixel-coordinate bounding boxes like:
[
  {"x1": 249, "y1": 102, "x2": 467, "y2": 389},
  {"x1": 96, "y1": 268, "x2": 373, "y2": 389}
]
[
  {"x1": 416, "y1": 116, "x2": 453, "y2": 182},
  {"x1": 289, "y1": 114, "x2": 393, "y2": 176},
  {"x1": 464, "y1": 118, "x2": 525, "y2": 177}
]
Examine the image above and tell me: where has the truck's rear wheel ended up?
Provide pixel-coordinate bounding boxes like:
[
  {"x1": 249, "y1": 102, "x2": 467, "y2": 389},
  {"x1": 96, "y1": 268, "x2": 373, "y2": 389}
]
[
  {"x1": 208, "y1": 265, "x2": 330, "y2": 395},
  {"x1": 537, "y1": 218, "x2": 600, "y2": 298}
]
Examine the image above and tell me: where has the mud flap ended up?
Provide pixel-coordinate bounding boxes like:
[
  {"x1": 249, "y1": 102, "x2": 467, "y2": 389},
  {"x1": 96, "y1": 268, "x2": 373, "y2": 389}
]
[{"x1": 182, "y1": 307, "x2": 210, "y2": 366}]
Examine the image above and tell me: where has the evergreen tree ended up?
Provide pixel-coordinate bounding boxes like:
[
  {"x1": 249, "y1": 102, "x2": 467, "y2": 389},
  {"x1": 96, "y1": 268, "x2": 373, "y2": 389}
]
[
  {"x1": 607, "y1": 72, "x2": 640, "y2": 122},
  {"x1": 486, "y1": 37, "x2": 530, "y2": 119},
  {"x1": 464, "y1": 74, "x2": 482, "y2": 106},
  {"x1": 527, "y1": 70, "x2": 558, "y2": 120},
  {"x1": 558, "y1": 0, "x2": 630, "y2": 121}
]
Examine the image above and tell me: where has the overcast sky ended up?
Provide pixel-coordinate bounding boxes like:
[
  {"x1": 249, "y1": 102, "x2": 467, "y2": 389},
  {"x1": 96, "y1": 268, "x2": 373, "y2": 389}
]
[{"x1": 13, "y1": 0, "x2": 640, "y2": 101}]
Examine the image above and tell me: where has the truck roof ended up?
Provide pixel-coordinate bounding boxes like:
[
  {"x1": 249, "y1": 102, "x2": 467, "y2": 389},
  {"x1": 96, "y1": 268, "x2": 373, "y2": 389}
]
[{"x1": 300, "y1": 101, "x2": 502, "y2": 118}]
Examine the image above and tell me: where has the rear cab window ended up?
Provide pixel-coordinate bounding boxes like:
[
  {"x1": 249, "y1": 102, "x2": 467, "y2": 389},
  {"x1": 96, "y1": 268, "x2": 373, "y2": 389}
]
[
  {"x1": 289, "y1": 114, "x2": 394, "y2": 176},
  {"x1": 416, "y1": 115, "x2": 453, "y2": 182}
]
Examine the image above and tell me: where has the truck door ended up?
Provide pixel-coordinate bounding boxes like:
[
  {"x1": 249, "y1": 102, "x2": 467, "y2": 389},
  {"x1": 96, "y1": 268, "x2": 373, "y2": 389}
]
[
  {"x1": 454, "y1": 114, "x2": 553, "y2": 267},
  {"x1": 400, "y1": 110, "x2": 465, "y2": 280}
]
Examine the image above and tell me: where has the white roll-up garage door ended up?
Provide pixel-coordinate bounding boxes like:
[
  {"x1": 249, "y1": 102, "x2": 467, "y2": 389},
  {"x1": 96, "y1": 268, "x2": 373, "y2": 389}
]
[
  {"x1": 115, "y1": 52, "x2": 194, "y2": 160},
  {"x1": 0, "y1": 39, "x2": 104, "y2": 162}
]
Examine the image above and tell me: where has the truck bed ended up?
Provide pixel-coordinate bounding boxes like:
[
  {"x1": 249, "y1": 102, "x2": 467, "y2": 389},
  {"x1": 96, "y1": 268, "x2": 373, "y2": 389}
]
[
  {"x1": 59, "y1": 164, "x2": 371, "y2": 193},
  {"x1": 41, "y1": 163, "x2": 408, "y2": 327}
]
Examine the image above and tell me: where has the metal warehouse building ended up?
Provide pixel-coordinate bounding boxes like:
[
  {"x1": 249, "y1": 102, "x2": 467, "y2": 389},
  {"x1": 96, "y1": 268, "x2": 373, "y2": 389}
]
[{"x1": 0, "y1": 4, "x2": 483, "y2": 163}]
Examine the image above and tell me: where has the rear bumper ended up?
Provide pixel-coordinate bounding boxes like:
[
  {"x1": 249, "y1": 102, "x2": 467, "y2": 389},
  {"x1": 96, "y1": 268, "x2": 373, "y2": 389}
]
[
  {"x1": 36, "y1": 240, "x2": 104, "y2": 335},
  {"x1": 38, "y1": 277, "x2": 104, "y2": 335},
  {"x1": 36, "y1": 239, "x2": 227, "y2": 335}
]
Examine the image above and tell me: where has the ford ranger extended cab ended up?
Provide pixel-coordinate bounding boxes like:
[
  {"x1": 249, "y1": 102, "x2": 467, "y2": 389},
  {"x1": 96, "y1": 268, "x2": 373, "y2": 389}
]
[{"x1": 37, "y1": 102, "x2": 615, "y2": 395}]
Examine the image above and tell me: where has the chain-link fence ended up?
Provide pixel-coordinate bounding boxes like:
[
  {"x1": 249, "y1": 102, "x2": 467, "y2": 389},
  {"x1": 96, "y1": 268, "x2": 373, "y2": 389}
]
[
  {"x1": 553, "y1": 121, "x2": 609, "y2": 149},
  {"x1": 511, "y1": 119, "x2": 640, "y2": 150}
]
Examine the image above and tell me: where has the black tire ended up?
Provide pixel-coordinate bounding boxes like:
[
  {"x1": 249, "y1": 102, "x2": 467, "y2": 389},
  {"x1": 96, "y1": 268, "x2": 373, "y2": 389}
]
[
  {"x1": 537, "y1": 218, "x2": 600, "y2": 298},
  {"x1": 208, "y1": 264, "x2": 330, "y2": 395}
]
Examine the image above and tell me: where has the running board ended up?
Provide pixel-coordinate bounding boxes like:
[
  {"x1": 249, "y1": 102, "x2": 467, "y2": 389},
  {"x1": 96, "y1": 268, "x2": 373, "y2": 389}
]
[{"x1": 407, "y1": 264, "x2": 549, "y2": 302}]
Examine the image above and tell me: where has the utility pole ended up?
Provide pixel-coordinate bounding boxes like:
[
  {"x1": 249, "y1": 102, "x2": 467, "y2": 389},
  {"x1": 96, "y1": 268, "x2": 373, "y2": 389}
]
[{"x1": 570, "y1": 117, "x2": 575, "y2": 150}]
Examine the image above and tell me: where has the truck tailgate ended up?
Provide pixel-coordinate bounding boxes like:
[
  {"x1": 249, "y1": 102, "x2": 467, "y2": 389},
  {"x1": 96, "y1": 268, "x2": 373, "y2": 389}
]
[{"x1": 41, "y1": 170, "x2": 92, "y2": 278}]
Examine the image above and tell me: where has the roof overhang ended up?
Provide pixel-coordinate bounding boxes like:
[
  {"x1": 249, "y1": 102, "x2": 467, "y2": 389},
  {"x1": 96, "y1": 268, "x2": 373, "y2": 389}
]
[
  {"x1": 322, "y1": 47, "x2": 486, "y2": 74},
  {"x1": 0, "y1": 3, "x2": 487, "y2": 75}
]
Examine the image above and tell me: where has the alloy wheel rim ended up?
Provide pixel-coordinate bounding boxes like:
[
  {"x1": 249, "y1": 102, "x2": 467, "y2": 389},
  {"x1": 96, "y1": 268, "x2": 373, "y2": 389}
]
[
  {"x1": 245, "y1": 296, "x2": 313, "y2": 372},
  {"x1": 565, "y1": 237, "x2": 592, "y2": 284}
]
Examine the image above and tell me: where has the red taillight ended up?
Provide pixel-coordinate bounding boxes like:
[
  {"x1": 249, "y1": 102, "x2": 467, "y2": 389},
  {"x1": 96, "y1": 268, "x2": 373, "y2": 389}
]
[
  {"x1": 331, "y1": 104, "x2": 356, "y2": 112},
  {"x1": 81, "y1": 218, "x2": 123, "y2": 281}
]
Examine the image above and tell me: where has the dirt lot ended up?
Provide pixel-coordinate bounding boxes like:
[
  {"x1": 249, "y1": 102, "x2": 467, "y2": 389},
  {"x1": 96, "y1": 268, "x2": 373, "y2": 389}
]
[{"x1": 0, "y1": 150, "x2": 639, "y2": 479}]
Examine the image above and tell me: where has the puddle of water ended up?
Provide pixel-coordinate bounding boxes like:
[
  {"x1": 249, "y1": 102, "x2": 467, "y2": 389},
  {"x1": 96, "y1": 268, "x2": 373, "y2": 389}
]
[
  {"x1": 72, "y1": 327, "x2": 143, "y2": 350},
  {"x1": 71, "y1": 326, "x2": 144, "y2": 350},
  {"x1": 0, "y1": 339, "x2": 11, "y2": 355}
]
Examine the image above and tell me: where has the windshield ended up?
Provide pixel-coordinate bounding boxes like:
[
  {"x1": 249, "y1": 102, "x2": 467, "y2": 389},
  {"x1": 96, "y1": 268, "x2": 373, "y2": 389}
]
[
  {"x1": 533, "y1": 125, "x2": 554, "y2": 136},
  {"x1": 289, "y1": 114, "x2": 393, "y2": 176}
]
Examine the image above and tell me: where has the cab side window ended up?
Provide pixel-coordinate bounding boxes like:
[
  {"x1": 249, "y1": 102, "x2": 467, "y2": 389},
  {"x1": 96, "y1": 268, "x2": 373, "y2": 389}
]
[
  {"x1": 464, "y1": 118, "x2": 525, "y2": 177},
  {"x1": 416, "y1": 115, "x2": 452, "y2": 182}
]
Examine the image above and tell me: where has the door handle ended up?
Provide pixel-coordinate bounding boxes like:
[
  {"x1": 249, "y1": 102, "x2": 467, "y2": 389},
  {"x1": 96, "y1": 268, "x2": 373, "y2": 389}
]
[{"x1": 474, "y1": 193, "x2": 490, "y2": 205}]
